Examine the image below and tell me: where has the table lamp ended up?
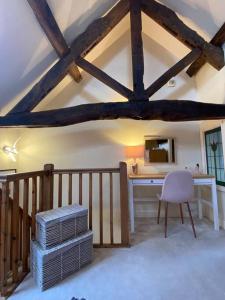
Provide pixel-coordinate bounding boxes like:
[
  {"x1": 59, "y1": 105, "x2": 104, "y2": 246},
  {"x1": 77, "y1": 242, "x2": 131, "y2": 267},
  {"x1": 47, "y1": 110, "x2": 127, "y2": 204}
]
[{"x1": 125, "y1": 145, "x2": 144, "y2": 174}]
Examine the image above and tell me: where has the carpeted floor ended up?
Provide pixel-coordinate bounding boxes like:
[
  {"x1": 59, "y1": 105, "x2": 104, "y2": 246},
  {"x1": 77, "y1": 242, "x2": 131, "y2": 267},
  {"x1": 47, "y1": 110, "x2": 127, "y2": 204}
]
[{"x1": 9, "y1": 218, "x2": 225, "y2": 300}]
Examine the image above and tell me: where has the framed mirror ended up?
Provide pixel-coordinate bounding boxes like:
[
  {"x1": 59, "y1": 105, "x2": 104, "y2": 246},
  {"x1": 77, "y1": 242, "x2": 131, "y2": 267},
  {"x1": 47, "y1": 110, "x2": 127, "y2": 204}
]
[{"x1": 144, "y1": 136, "x2": 175, "y2": 164}]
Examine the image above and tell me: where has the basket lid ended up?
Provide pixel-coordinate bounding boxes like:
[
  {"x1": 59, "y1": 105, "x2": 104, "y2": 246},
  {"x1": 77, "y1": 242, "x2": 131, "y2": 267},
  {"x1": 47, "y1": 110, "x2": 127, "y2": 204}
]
[{"x1": 36, "y1": 204, "x2": 88, "y2": 225}]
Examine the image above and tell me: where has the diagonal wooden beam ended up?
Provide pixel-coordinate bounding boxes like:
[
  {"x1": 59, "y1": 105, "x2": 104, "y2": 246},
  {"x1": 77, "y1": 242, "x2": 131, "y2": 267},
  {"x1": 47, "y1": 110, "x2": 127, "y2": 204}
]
[
  {"x1": 75, "y1": 57, "x2": 134, "y2": 99},
  {"x1": 70, "y1": 0, "x2": 130, "y2": 58},
  {"x1": 2, "y1": 100, "x2": 225, "y2": 127},
  {"x1": 146, "y1": 49, "x2": 201, "y2": 97},
  {"x1": 8, "y1": 0, "x2": 129, "y2": 114},
  {"x1": 27, "y1": 0, "x2": 82, "y2": 82},
  {"x1": 141, "y1": 0, "x2": 224, "y2": 71},
  {"x1": 129, "y1": 0, "x2": 147, "y2": 100},
  {"x1": 187, "y1": 23, "x2": 225, "y2": 77},
  {"x1": 9, "y1": 54, "x2": 74, "y2": 114}
]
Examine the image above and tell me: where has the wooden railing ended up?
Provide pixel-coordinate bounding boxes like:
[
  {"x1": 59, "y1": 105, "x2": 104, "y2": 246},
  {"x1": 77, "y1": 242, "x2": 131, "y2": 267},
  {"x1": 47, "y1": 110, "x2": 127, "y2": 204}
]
[{"x1": 0, "y1": 162, "x2": 129, "y2": 297}]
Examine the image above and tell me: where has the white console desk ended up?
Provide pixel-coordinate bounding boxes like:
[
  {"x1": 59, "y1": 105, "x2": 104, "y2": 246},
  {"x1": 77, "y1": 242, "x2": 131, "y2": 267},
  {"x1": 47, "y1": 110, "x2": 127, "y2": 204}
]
[{"x1": 128, "y1": 173, "x2": 219, "y2": 233}]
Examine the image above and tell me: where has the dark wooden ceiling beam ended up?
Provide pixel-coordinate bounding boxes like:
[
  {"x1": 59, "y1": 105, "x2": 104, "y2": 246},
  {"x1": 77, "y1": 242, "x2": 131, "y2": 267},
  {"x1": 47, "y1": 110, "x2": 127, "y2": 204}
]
[
  {"x1": 70, "y1": 0, "x2": 130, "y2": 58},
  {"x1": 141, "y1": 0, "x2": 224, "y2": 71},
  {"x1": 187, "y1": 23, "x2": 225, "y2": 77},
  {"x1": 8, "y1": 0, "x2": 129, "y2": 115},
  {"x1": 2, "y1": 100, "x2": 225, "y2": 127},
  {"x1": 146, "y1": 49, "x2": 201, "y2": 97},
  {"x1": 75, "y1": 57, "x2": 134, "y2": 99},
  {"x1": 9, "y1": 54, "x2": 74, "y2": 114},
  {"x1": 129, "y1": 0, "x2": 147, "y2": 100},
  {"x1": 27, "y1": 0, "x2": 82, "y2": 82}
]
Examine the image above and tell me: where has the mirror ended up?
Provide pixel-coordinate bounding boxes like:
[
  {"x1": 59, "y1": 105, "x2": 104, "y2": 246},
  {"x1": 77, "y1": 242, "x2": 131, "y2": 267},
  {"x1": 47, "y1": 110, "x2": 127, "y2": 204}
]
[{"x1": 144, "y1": 136, "x2": 175, "y2": 164}]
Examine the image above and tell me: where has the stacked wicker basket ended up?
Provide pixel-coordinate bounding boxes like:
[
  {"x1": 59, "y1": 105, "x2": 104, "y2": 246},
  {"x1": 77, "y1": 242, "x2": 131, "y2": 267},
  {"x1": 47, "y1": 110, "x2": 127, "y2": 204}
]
[{"x1": 31, "y1": 204, "x2": 93, "y2": 291}]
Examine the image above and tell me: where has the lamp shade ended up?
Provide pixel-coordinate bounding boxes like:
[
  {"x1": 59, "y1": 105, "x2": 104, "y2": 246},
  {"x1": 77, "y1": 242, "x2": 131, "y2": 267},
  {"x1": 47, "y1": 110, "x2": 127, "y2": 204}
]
[{"x1": 125, "y1": 145, "x2": 144, "y2": 159}]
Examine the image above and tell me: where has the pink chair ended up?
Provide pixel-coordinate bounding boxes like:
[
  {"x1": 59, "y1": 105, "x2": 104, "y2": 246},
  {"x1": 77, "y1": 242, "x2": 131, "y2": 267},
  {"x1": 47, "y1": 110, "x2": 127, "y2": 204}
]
[{"x1": 157, "y1": 170, "x2": 197, "y2": 238}]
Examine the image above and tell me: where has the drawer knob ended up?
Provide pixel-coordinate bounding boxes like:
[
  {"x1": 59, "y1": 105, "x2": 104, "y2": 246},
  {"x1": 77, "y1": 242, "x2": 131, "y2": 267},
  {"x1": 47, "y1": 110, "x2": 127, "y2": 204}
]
[{"x1": 150, "y1": 180, "x2": 154, "y2": 183}]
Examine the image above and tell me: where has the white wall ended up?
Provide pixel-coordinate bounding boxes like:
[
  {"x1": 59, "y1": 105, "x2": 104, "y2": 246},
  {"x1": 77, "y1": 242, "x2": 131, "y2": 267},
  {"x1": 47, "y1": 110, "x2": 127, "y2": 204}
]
[
  {"x1": 8, "y1": 24, "x2": 201, "y2": 219},
  {"x1": 196, "y1": 44, "x2": 225, "y2": 228},
  {"x1": 0, "y1": 129, "x2": 21, "y2": 170},
  {"x1": 0, "y1": 9, "x2": 203, "y2": 222}
]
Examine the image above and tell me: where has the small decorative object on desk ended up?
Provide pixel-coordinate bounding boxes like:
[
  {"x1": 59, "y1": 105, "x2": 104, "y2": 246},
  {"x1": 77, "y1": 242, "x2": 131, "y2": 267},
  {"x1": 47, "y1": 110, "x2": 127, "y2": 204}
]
[
  {"x1": 32, "y1": 204, "x2": 93, "y2": 291},
  {"x1": 36, "y1": 204, "x2": 88, "y2": 249}
]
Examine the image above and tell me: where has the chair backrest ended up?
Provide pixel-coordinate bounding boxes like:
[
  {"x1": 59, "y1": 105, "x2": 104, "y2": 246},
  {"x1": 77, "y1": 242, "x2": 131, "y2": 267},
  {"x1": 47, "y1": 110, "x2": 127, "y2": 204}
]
[{"x1": 161, "y1": 170, "x2": 194, "y2": 203}]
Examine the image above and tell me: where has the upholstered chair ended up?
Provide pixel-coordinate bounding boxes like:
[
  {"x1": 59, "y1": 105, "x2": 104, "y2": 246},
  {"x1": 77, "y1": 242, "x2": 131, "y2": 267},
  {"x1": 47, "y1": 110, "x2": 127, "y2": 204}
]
[{"x1": 157, "y1": 170, "x2": 197, "y2": 238}]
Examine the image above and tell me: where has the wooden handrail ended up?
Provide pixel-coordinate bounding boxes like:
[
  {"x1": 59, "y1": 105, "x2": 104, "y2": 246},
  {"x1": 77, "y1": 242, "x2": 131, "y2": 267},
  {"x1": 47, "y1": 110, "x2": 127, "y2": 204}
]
[
  {"x1": 0, "y1": 170, "x2": 45, "y2": 182},
  {"x1": 53, "y1": 168, "x2": 120, "y2": 174}
]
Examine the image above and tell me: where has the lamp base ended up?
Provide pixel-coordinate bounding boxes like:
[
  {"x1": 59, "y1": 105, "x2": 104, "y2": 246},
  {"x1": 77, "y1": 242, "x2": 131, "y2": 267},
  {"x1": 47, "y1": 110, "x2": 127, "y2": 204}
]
[{"x1": 132, "y1": 163, "x2": 138, "y2": 175}]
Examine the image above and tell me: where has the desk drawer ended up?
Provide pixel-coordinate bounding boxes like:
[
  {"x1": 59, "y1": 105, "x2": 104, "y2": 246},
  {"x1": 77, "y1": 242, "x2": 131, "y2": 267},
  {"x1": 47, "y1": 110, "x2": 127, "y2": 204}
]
[{"x1": 132, "y1": 179, "x2": 163, "y2": 185}]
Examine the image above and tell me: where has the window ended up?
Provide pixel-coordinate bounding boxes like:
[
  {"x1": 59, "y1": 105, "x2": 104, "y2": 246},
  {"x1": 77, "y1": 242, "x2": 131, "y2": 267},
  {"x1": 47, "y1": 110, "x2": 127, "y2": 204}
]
[{"x1": 205, "y1": 127, "x2": 225, "y2": 186}]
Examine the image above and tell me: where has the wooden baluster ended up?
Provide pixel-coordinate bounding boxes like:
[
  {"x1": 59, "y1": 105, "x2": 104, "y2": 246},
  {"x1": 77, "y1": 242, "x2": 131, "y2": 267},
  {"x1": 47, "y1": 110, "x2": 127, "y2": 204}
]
[
  {"x1": 79, "y1": 173, "x2": 82, "y2": 205},
  {"x1": 99, "y1": 173, "x2": 103, "y2": 245},
  {"x1": 39, "y1": 176, "x2": 44, "y2": 212},
  {"x1": 9, "y1": 196, "x2": 13, "y2": 271},
  {"x1": 109, "y1": 173, "x2": 114, "y2": 244},
  {"x1": 31, "y1": 177, "x2": 37, "y2": 239},
  {"x1": 119, "y1": 162, "x2": 129, "y2": 246},
  {"x1": 19, "y1": 209, "x2": 23, "y2": 261},
  {"x1": 58, "y1": 174, "x2": 62, "y2": 207},
  {"x1": 68, "y1": 174, "x2": 72, "y2": 205},
  {"x1": 22, "y1": 179, "x2": 29, "y2": 272},
  {"x1": 0, "y1": 182, "x2": 9, "y2": 295},
  {"x1": 89, "y1": 173, "x2": 93, "y2": 230},
  {"x1": 12, "y1": 180, "x2": 19, "y2": 283}
]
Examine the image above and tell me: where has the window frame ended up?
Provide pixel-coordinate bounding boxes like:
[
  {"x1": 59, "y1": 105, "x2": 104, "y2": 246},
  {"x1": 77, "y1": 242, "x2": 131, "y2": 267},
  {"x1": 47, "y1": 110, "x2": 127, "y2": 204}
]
[{"x1": 205, "y1": 126, "x2": 225, "y2": 187}]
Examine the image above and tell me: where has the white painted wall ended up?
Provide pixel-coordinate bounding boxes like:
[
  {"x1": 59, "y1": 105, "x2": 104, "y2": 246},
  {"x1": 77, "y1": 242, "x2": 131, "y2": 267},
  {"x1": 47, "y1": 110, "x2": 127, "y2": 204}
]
[
  {"x1": 196, "y1": 44, "x2": 225, "y2": 228},
  {"x1": 0, "y1": 129, "x2": 21, "y2": 170},
  {"x1": 9, "y1": 25, "x2": 201, "y2": 219},
  {"x1": 0, "y1": 4, "x2": 204, "y2": 224}
]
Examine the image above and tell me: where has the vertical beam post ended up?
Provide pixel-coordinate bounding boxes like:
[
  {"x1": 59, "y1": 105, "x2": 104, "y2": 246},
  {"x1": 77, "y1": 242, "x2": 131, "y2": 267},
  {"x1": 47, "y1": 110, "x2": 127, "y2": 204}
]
[{"x1": 129, "y1": 0, "x2": 147, "y2": 100}]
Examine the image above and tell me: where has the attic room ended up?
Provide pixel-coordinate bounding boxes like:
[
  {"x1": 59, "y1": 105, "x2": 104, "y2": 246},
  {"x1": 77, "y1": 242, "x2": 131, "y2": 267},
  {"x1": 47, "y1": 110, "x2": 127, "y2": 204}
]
[{"x1": 0, "y1": 0, "x2": 225, "y2": 299}]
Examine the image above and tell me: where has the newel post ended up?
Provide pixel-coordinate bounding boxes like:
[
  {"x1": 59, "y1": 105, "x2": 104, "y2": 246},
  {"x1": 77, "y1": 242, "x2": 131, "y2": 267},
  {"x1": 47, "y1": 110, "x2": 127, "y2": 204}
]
[
  {"x1": 43, "y1": 164, "x2": 54, "y2": 211},
  {"x1": 0, "y1": 181, "x2": 9, "y2": 296},
  {"x1": 119, "y1": 161, "x2": 130, "y2": 247}
]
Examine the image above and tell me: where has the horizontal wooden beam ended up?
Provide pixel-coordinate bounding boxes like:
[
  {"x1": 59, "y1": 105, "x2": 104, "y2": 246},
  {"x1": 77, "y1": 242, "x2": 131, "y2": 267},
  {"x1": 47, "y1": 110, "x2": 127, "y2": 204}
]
[
  {"x1": 2, "y1": 100, "x2": 225, "y2": 127},
  {"x1": 146, "y1": 49, "x2": 201, "y2": 97},
  {"x1": 187, "y1": 23, "x2": 225, "y2": 77},
  {"x1": 70, "y1": 0, "x2": 130, "y2": 58},
  {"x1": 27, "y1": 0, "x2": 81, "y2": 82},
  {"x1": 75, "y1": 57, "x2": 134, "y2": 99},
  {"x1": 9, "y1": 54, "x2": 74, "y2": 114},
  {"x1": 141, "y1": 0, "x2": 224, "y2": 71}
]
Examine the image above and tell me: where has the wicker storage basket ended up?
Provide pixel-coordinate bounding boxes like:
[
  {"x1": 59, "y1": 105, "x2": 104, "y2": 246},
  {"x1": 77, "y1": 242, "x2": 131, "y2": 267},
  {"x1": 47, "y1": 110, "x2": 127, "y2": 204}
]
[
  {"x1": 31, "y1": 231, "x2": 93, "y2": 291},
  {"x1": 36, "y1": 204, "x2": 88, "y2": 249}
]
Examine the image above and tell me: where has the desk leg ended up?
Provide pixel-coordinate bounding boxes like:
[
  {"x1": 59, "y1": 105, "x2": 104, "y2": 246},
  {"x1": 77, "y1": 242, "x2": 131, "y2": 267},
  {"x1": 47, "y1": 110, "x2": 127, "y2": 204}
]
[
  {"x1": 128, "y1": 180, "x2": 135, "y2": 233},
  {"x1": 212, "y1": 179, "x2": 219, "y2": 231},
  {"x1": 197, "y1": 186, "x2": 203, "y2": 219}
]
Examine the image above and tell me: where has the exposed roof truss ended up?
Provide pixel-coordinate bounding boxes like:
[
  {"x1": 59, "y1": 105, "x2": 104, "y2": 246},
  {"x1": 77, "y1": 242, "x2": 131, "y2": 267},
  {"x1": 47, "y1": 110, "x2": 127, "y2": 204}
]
[{"x1": 1, "y1": 0, "x2": 225, "y2": 127}]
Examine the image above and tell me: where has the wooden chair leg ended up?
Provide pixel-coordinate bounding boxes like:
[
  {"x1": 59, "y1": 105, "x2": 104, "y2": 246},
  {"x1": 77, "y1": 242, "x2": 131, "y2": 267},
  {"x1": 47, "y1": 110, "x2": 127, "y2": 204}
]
[
  {"x1": 157, "y1": 201, "x2": 161, "y2": 224},
  {"x1": 179, "y1": 203, "x2": 184, "y2": 224},
  {"x1": 165, "y1": 202, "x2": 168, "y2": 238},
  {"x1": 186, "y1": 202, "x2": 197, "y2": 238}
]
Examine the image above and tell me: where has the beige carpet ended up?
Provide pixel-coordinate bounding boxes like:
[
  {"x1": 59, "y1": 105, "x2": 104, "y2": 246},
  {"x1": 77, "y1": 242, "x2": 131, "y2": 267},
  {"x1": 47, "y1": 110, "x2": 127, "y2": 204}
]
[{"x1": 9, "y1": 218, "x2": 225, "y2": 300}]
